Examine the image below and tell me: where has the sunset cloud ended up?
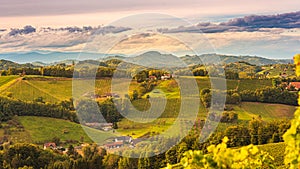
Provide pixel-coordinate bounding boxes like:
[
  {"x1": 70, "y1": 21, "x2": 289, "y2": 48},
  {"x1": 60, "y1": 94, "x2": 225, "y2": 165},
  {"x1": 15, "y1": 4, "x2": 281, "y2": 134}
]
[{"x1": 0, "y1": 11, "x2": 299, "y2": 59}]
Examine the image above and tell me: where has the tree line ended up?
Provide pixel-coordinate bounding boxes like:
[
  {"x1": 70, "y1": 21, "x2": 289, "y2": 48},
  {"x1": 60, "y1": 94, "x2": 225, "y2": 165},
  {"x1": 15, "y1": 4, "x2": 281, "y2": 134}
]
[
  {"x1": 201, "y1": 87, "x2": 298, "y2": 107},
  {"x1": 0, "y1": 97, "x2": 78, "y2": 123}
]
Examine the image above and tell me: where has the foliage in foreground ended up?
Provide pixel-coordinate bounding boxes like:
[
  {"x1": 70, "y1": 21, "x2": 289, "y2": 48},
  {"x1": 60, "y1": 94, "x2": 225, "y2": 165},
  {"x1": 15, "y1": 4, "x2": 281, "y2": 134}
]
[
  {"x1": 283, "y1": 53, "x2": 300, "y2": 169},
  {"x1": 165, "y1": 137, "x2": 274, "y2": 169}
]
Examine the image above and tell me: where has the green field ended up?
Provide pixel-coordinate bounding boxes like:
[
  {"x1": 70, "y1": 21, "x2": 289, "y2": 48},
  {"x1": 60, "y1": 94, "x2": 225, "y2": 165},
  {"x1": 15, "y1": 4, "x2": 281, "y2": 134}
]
[
  {"x1": 5, "y1": 80, "x2": 61, "y2": 103},
  {"x1": 6, "y1": 116, "x2": 116, "y2": 145},
  {"x1": 0, "y1": 75, "x2": 19, "y2": 92},
  {"x1": 119, "y1": 100, "x2": 296, "y2": 138},
  {"x1": 3, "y1": 76, "x2": 139, "y2": 103},
  {"x1": 0, "y1": 76, "x2": 19, "y2": 86},
  {"x1": 0, "y1": 76, "x2": 273, "y2": 104},
  {"x1": 0, "y1": 75, "x2": 294, "y2": 145},
  {"x1": 231, "y1": 102, "x2": 296, "y2": 121},
  {"x1": 149, "y1": 78, "x2": 272, "y2": 99}
]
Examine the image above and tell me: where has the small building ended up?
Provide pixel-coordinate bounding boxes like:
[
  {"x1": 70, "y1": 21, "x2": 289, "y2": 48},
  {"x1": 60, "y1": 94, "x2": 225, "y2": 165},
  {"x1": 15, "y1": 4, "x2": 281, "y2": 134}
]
[
  {"x1": 161, "y1": 74, "x2": 171, "y2": 80},
  {"x1": 82, "y1": 92, "x2": 101, "y2": 99},
  {"x1": 104, "y1": 142, "x2": 124, "y2": 149},
  {"x1": 44, "y1": 142, "x2": 57, "y2": 150},
  {"x1": 148, "y1": 75, "x2": 157, "y2": 81},
  {"x1": 85, "y1": 123, "x2": 113, "y2": 131},
  {"x1": 104, "y1": 93, "x2": 120, "y2": 98},
  {"x1": 287, "y1": 82, "x2": 300, "y2": 90},
  {"x1": 115, "y1": 136, "x2": 132, "y2": 143},
  {"x1": 281, "y1": 72, "x2": 288, "y2": 78}
]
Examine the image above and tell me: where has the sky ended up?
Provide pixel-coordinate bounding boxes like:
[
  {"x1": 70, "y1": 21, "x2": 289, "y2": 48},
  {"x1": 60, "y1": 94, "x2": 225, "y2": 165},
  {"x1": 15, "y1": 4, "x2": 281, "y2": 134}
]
[
  {"x1": 0, "y1": 0, "x2": 299, "y2": 60},
  {"x1": 1, "y1": 0, "x2": 300, "y2": 28}
]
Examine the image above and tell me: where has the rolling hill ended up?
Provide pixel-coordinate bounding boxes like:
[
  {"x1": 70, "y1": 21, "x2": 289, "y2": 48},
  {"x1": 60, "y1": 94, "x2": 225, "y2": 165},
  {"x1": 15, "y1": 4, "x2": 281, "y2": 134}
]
[
  {"x1": 180, "y1": 53, "x2": 293, "y2": 66},
  {"x1": 0, "y1": 51, "x2": 293, "y2": 67}
]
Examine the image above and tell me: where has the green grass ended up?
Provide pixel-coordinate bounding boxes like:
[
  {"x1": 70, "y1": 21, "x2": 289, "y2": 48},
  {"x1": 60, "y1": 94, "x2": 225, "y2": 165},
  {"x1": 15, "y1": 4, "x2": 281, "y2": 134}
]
[
  {"x1": 3, "y1": 76, "x2": 140, "y2": 103},
  {"x1": 0, "y1": 76, "x2": 18, "y2": 86},
  {"x1": 231, "y1": 102, "x2": 296, "y2": 121},
  {"x1": 5, "y1": 80, "x2": 60, "y2": 103},
  {"x1": 17, "y1": 116, "x2": 115, "y2": 145},
  {"x1": 1, "y1": 76, "x2": 273, "y2": 104},
  {"x1": 151, "y1": 78, "x2": 272, "y2": 99},
  {"x1": 0, "y1": 75, "x2": 20, "y2": 93},
  {"x1": 118, "y1": 98, "x2": 208, "y2": 138}
]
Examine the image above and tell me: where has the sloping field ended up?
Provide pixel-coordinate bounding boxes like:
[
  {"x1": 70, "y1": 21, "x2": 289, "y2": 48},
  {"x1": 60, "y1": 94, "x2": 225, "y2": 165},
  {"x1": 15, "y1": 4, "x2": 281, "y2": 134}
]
[
  {"x1": 232, "y1": 102, "x2": 296, "y2": 121},
  {"x1": 18, "y1": 116, "x2": 115, "y2": 144}
]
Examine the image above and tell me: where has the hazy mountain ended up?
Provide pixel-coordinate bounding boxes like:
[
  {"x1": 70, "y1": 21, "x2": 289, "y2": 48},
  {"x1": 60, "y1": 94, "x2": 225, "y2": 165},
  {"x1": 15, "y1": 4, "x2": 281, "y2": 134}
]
[
  {"x1": 0, "y1": 59, "x2": 36, "y2": 70},
  {"x1": 181, "y1": 54, "x2": 293, "y2": 66},
  {"x1": 0, "y1": 51, "x2": 293, "y2": 67},
  {"x1": 125, "y1": 51, "x2": 186, "y2": 68},
  {"x1": 0, "y1": 51, "x2": 107, "y2": 64},
  {"x1": 31, "y1": 61, "x2": 49, "y2": 67}
]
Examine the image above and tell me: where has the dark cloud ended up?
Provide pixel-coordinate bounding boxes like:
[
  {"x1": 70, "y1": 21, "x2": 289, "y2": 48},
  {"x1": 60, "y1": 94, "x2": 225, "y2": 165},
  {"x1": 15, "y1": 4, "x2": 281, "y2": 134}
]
[
  {"x1": 41, "y1": 25, "x2": 131, "y2": 34},
  {"x1": 158, "y1": 11, "x2": 300, "y2": 34},
  {"x1": 9, "y1": 25, "x2": 36, "y2": 36},
  {"x1": 157, "y1": 23, "x2": 258, "y2": 34},
  {"x1": 221, "y1": 11, "x2": 300, "y2": 28}
]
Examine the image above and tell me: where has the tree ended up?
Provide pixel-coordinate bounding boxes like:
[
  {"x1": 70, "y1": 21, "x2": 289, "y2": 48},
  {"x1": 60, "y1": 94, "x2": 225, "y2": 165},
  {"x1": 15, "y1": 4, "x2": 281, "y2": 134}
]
[
  {"x1": 272, "y1": 78, "x2": 281, "y2": 87},
  {"x1": 52, "y1": 136, "x2": 60, "y2": 146},
  {"x1": 132, "y1": 90, "x2": 139, "y2": 100}
]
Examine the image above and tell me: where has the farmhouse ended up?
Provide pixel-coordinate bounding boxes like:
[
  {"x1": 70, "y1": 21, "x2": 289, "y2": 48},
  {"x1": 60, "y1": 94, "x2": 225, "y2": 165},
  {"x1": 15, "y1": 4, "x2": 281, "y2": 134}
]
[
  {"x1": 43, "y1": 142, "x2": 57, "y2": 150},
  {"x1": 103, "y1": 93, "x2": 120, "y2": 98},
  {"x1": 82, "y1": 92, "x2": 101, "y2": 99},
  {"x1": 281, "y1": 72, "x2": 288, "y2": 78},
  {"x1": 148, "y1": 75, "x2": 157, "y2": 81},
  {"x1": 104, "y1": 142, "x2": 124, "y2": 149},
  {"x1": 161, "y1": 74, "x2": 171, "y2": 80},
  {"x1": 287, "y1": 82, "x2": 300, "y2": 90},
  {"x1": 84, "y1": 123, "x2": 113, "y2": 131},
  {"x1": 115, "y1": 136, "x2": 132, "y2": 143}
]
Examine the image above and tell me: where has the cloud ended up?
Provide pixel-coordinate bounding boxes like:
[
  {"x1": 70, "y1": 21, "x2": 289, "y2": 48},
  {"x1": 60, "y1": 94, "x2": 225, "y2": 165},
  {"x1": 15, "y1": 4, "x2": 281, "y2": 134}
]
[
  {"x1": 0, "y1": 11, "x2": 299, "y2": 59},
  {"x1": 157, "y1": 24, "x2": 254, "y2": 34},
  {"x1": 0, "y1": 25, "x2": 132, "y2": 53},
  {"x1": 158, "y1": 11, "x2": 300, "y2": 34},
  {"x1": 221, "y1": 11, "x2": 300, "y2": 29},
  {"x1": 9, "y1": 25, "x2": 36, "y2": 36},
  {"x1": 41, "y1": 25, "x2": 131, "y2": 34}
]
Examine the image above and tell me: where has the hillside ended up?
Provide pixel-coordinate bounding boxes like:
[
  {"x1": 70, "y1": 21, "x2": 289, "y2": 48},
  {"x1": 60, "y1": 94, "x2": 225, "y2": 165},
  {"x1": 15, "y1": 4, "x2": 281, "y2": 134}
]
[
  {"x1": 180, "y1": 53, "x2": 292, "y2": 66},
  {"x1": 1, "y1": 116, "x2": 115, "y2": 145},
  {"x1": 0, "y1": 51, "x2": 107, "y2": 64},
  {"x1": 0, "y1": 59, "x2": 36, "y2": 70},
  {"x1": 0, "y1": 51, "x2": 293, "y2": 67}
]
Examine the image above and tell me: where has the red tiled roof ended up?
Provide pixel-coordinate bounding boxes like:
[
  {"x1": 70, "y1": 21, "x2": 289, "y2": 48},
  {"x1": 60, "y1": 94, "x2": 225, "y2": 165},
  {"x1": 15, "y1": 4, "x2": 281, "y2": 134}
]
[
  {"x1": 104, "y1": 141, "x2": 123, "y2": 147},
  {"x1": 290, "y1": 82, "x2": 300, "y2": 89},
  {"x1": 44, "y1": 142, "x2": 56, "y2": 148}
]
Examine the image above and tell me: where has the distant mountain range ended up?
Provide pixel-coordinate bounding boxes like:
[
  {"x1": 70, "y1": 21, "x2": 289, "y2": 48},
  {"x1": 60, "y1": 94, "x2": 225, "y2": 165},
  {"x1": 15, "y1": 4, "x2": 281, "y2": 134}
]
[
  {"x1": 180, "y1": 54, "x2": 293, "y2": 66},
  {"x1": 0, "y1": 51, "x2": 108, "y2": 64},
  {"x1": 125, "y1": 51, "x2": 293, "y2": 66},
  {"x1": 0, "y1": 51, "x2": 293, "y2": 69},
  {"x1": 0, "y1": 59, "x2": 36, "y2": 70}
]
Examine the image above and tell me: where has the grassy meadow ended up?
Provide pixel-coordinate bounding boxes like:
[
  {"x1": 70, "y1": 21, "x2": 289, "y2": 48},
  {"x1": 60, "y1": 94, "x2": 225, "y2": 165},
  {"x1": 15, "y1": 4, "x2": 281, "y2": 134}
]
[{"x1": 0, "y1": 116, "x2": 117, "y2": 145}]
